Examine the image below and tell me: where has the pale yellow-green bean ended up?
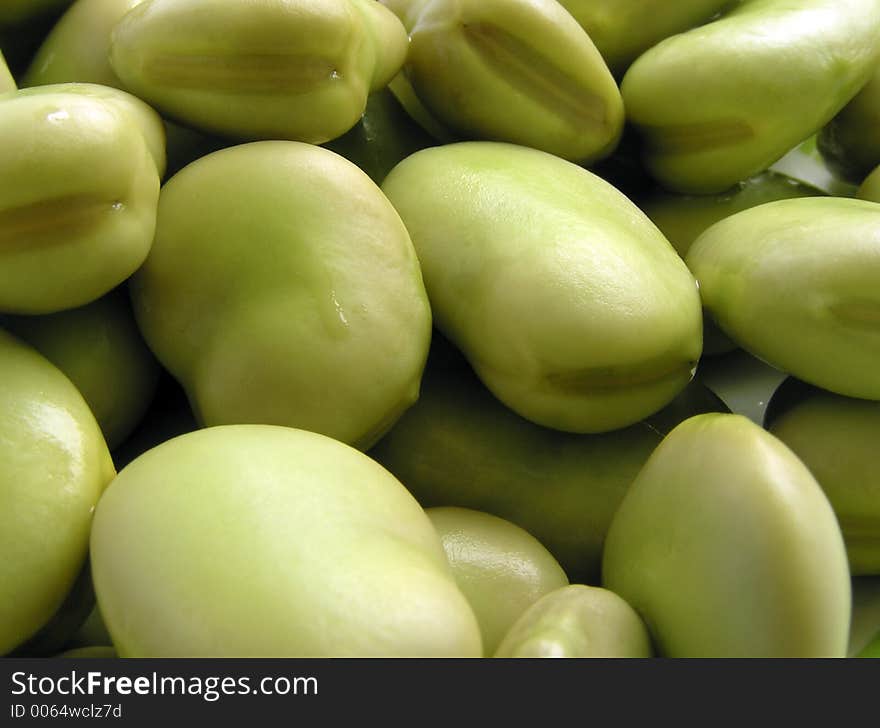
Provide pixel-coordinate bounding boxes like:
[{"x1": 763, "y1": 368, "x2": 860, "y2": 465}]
[
  {"x1": 9, "y1": 82, "x2": 166, "y2": 178},
  {"x1": 622, "y1": 0, "x2": 880, "y2": 193},
  {"x1": 494, "y1": 585, "x2": 653, "y2": 658},
  {"x1": 426, "y1": 507, "x2": 568, "y2": 656},
  {"x1": 687, "y1": 197, "x2": 880, "y2": 400},
  {"x1": 131, "y1": 141, "x2": 431, "y2": 450},
  {"x1": 0, "y1": 90, "x2": 160, "y2": 314},
  {"x1": 0, "y1": 330, "x2": 114, "y2": 656},
  {"x1": 603, "y1": 413, "x2": 851, "y2": 657},
  {"x1": 383, "y1": 0, "x2": 624, "y2": 163},
  {"x1": 382, "y1": 142, "x2": 703, "y2": 434},
  {"x1": 109, "y1": 0, "x2": 408, "y2": 143},
  {"x1": 91, "y1": 426, "x2": 482, "y2": 657}
]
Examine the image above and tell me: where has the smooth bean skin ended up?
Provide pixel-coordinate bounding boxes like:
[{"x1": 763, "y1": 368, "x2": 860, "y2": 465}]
[
  {"x1": 686, "y1": 197, "x2": 880, "y2": 400},
  {"x1": 602, "y1": 413, "x2": 851, "y2": 657},
  {"x1": 426, "y1": 507, "x2": 568, "y2": 656},
  {"x1": 9, "y1": 82, "x2": 166, "y2": 178},
  {"x1": 19, "y1": 0, "x2": 219, "y2": 182},
  {"x1": 819, "y1": 66, "x2": 880, "y2": 182},
  {"x1": 0, "y1": 289, "x2": 161, "y2": 450},
  {"x1": 109, "y1": 0, "x2": 408, "y2": 143},
  {"x1": 0, "y1": 90, "x2": 159, "y2": 314},
  {"x1": 557, "y1": 0, "x2": 732, "y2": 77},
  {"x1": 494, "y1": 585, "x2": 652, "y2": 658},
  {"x1": 130, "y1": 142, "x2": 431, "y2": 450},
  {"x1": 382, "y1": 142, "x2": 703, "y2": 434},
  {"x1": 382, "y1": 0, "x2": 624, "y2": 164},
  {"x1": 765, "y1": 380, "x2": 880, "y2": 575},
  {"x1": 859, "y1": 164, "x2": 880, "y2": 202},
  {"x1": 622, "y1": 0, "x2": 880, "y2": 193},
  {"x1": 91, "y1": 425, "x2": 482, "y2": 657},
  {"x1": 370, "y1": 336, "x2": 728, "y2": 582},
  {"x1": 0, "y1": 330, "x2": 115, "y2": 656},
  {"x1": 24, "y1": 0, "x2": 144, "y2": 89},
  {"x1": 639, "y1": 171, "x2": 819, "y2": 355}
]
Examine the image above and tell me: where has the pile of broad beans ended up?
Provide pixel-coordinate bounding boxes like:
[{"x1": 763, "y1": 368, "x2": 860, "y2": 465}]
[{"x1": 2, "y1": 0, "x2": 879, "y2": 659}]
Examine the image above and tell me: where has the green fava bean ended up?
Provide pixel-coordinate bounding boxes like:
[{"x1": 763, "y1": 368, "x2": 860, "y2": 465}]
[
  {"x1": 383, "y1": 0, "x2": 624, "y2": 164},
  {"x1": 687, "y1": 197, "x2": 880, "y2": 401},
  {"x1": 0, "y1": 329, "x2": 115, "y2": 656},
  {"x1": 494, "y1": 585, "x2": 652, "y2": 658},
  {"x1": 621, "y1": 0, "x2": 880, "y2": 194},
  {"x1": 130, "y1": 141, "x2": 431, "y2": 450},
  {"x1": 765, "y1": 379, "x2": 880, "y2": 575},
  {"x1": 382, "y1": 142, "x2": 703, "y2": 434},
  {"x1": 819, "y1": 67, "x2": 880, "y2": 183},
  {"x1": 859, "y1": 164, "x2": 880, "y2": 202},
  {"x1": 109, "y1": 0, "x2": 408, "y2": 143},
  {"x1": 19, "y1": 0, "x2": 220, "y2": 182},
  {"x1": 91, "y1": 425, "x2": 482, "y2": 657},
  {"x1": 370, "y1": 336, "x2": 728, "y2": 583},
  {"x1": 557, "y1": 0, "x2": 732, "y2": 78},
  {"x1": 426, "y1": 507, "x2": 569, "y2": 656},
  {"x1": 602, "y1": 413, "x2": 851, "y2": 657},
  {"x1": 1, "y1": 289, "x2": 161, "y2": 450},
  {"x1": 24, "y1": 0, "x2": 145, "y2": 89},
  {"x1": 10, "y1": 82, "x2": 166, "y2": 178},
  {"x1": 0, "y1": 90, "x2": 160, "y2": 314}
]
